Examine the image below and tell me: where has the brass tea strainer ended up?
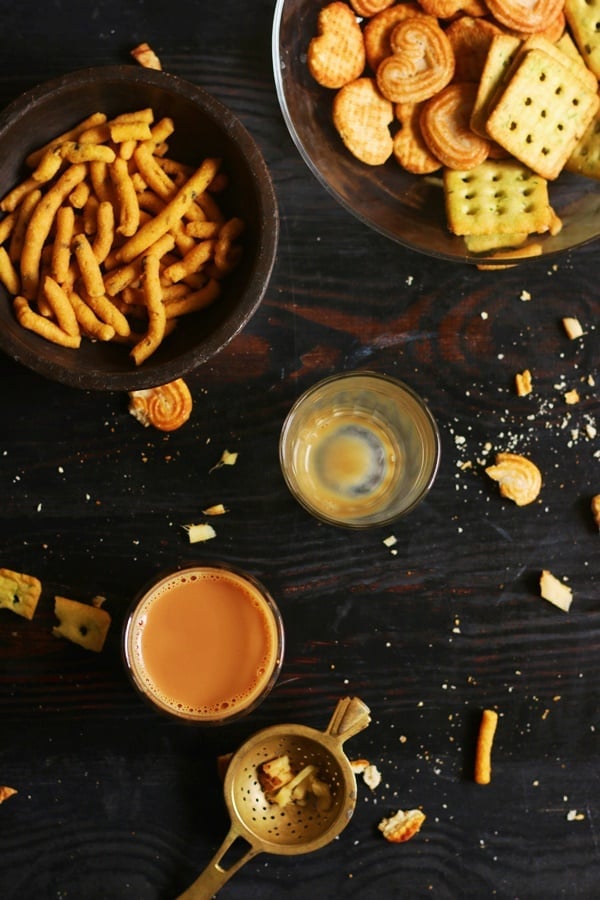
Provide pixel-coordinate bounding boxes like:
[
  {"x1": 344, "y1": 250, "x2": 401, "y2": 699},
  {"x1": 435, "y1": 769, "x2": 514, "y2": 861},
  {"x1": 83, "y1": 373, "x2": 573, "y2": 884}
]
[{"x1": 177, "y1": 696, "x2": 371, "y2": 899}]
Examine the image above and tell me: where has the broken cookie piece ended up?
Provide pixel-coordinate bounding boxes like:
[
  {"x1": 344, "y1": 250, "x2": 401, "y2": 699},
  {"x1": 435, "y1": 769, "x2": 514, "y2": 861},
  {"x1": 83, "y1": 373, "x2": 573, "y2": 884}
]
[
  {"x1": 485, "y1": 451, "x2": 542, "y2": 506},
  {"x1": 378, "y1": 808, "x2": 426, "y2": 843}
]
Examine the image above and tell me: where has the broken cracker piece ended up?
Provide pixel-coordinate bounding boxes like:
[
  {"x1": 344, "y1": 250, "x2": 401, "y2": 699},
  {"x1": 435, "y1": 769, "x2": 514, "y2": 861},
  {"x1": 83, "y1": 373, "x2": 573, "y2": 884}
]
[
  {"x1": 515, "y1": 369, "x2": 533, "y2": 396},
  {"x1": 378, "y1": 808, "x2": 425, "y2": 843},
  {"x1": 564, "y1": 389, "x2": 580, "y2": 405},
  {"x1": 52, "y1": 595, "x2": 111, "y2": 652},
  {"x1": 485, "y1": 451, "x2": 542, "y2": 506},
  {"x1": 182, "y1": 523, "x2": 216, "y2": 543},
  {"x1": 540, "y1": 570, "x2": 573, "y2": 612},
  {"x1": 562, "y1": 317, "x2": 585, "y2": 339},
  {"x1": 0, "y1": 567, "x2": 42, "y2": 620}
]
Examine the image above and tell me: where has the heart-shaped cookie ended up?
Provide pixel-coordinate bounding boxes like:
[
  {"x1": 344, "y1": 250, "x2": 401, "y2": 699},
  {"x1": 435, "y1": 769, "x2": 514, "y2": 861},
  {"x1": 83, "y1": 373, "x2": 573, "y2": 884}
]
[
  {"x1": 376, "y1": 15, "x2": 455, "y2": 104},
  {"x1": 308, "y1": 1, "x2": 366, "y2": 90},
  {"x1": 333, "y1": 77, "x2": 394, "y2": 165}
]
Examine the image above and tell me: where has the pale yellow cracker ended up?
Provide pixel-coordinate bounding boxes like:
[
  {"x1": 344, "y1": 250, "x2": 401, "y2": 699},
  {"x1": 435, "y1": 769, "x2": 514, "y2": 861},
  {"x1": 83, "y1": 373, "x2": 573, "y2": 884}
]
[
  {"x1": 565, "y1": 0, "x2": 600, "y2": 78},
  {"x1": 486, "y1": 49, "x2": 600, "y2": 180},
  {"x1": 52, "y1": 595, "x2": 111, "y2": 652},
  {"x1": 566, "y1": 107, "x2": 600, "y2": 179},
  {"x1": 0, "y1": 567, "x2": 42, "y2": 620},
  {"x1": 444, "y1": 159, "x2": 552, "y2": 237}
]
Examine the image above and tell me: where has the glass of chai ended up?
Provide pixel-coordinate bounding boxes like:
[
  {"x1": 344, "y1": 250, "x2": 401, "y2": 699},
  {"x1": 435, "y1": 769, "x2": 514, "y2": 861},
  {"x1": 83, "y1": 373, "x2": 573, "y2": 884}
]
[
  {"x1": 122, "y1": 563, "x2": 284, "y2": 724},
  {"x1": 279, "y1": 371, "x2": 441, "y2": 529}
]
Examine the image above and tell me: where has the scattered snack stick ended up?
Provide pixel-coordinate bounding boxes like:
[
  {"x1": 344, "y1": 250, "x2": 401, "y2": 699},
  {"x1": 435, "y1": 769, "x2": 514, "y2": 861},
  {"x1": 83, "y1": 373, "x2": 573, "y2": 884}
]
[
  {"x1": 540, "y1": 570, "x2": 573, "y2": 612},
  {"x1": 485, "y1": 451, "x2": 542, "y2": 506},
  {"x1": 0, "y1": 567, "x2": 42, "y2": 620},
  {"x1": 0, "y1": 786, "x2": 18, "y2": 805},
  {"x1": 128, "y1": 378, "x2": 192, "y2": 431},
  {"x1": 378, "y1": 808, "x2": 426, "y2": 843},
  {"x1": 52, "y1": 595, "x2": 111, "y2": 652},
  {"x1": 474, "y1": 708, "x2": 498, "y2": 785}
]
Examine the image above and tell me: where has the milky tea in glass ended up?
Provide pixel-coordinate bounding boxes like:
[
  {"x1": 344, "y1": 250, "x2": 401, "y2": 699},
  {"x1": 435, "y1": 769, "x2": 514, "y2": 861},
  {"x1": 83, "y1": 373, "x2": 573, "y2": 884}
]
[
  {"x1": 279, "y1": 372, "x2": 441, "y2": 528},
  {"x1": 123, "y1": 564, "x2": 284, "y2": 724}
]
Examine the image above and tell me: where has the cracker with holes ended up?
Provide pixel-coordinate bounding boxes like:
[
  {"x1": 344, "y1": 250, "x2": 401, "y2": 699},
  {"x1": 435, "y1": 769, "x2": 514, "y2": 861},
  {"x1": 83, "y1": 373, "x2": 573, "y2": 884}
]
[
  {"x1": 486, "y1": 48, "x2": 599, "y2": 180},
  {"x1": 0, "y1": 567, "x2": 42, "y2": 620},
  {"x1": 52, "y1": 595, "x2": 111, "y2": 652},
  {"x1": 566, "y1": 106, "x2": 600, "y2": 179},
  {"x1": 444, "y1": 159, "x2": 554, "y2": 237},
  {"x1": 565, "y1": 0, "x2": 600, "y2": 78}
]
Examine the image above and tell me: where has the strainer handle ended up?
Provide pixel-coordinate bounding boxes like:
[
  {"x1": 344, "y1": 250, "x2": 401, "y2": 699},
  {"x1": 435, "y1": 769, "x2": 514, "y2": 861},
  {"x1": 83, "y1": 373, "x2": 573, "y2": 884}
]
[
  {"x1": 325, "y1": 696, "x2": 371, "y2": 744},
  {"x1": 175, "y1": 825, "x2": 261, "y2": 900}
]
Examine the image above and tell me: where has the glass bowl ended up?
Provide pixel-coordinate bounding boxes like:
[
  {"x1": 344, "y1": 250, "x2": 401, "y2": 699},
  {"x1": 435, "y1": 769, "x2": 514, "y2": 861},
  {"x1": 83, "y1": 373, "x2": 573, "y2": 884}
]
[{"x1": 272, "y1": 0, "x2": 600, "y2": 265}]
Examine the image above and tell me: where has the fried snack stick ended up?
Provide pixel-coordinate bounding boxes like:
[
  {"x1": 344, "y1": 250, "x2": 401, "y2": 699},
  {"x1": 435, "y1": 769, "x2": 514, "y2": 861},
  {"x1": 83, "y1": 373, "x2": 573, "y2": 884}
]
[
  {"x1": 50, "y1": 205, "x2": 75, "y2": 283},
  {"x1": 13, "y1": 295, "x2": 81, "y2": 348},
  {"x1": 115, "y1": 157, "x2": 220, "y2": 264},
  {"x1": 110, "y1": 157, "x2": 140, "y2": 237},
  {"x1": 19, "y1": 163, "x2": 87, "y2": 299},
  {"x1": 42, "y1": 276, "x2": 80, "y2": 337},
  {"x1": 474, "y1": 708, "x2": 499, "y2": 785},
  {"x1": 0, "y1": 246, "x2": 20, "y2": 295},
  {"x1": 25, "y1": 112, "x2": 107, "y2": 168},
  {"x1": 68, "y1": 289, "x2": 115, "y2": 341},
  {"x1": 131, "y1": 251, "x2": 165, "y2": 365}
]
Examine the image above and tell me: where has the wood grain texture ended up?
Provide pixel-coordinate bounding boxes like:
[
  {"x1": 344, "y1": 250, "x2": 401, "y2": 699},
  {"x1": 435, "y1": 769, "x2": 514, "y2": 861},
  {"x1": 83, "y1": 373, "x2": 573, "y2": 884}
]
[{"x1": 0, "y1": 1, "x2": 599, "y2": 898}]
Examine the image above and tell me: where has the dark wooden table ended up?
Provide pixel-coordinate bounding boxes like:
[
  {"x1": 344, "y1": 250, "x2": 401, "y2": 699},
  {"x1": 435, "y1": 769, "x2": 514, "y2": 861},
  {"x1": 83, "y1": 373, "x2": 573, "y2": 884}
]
[{"x1": 1, "y1": 2, "x2": 599, "y2": 898}]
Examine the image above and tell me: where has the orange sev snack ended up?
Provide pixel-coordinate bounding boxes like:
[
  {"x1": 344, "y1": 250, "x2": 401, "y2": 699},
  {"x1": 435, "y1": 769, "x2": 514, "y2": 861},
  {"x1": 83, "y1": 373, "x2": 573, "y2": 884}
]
[
  {"x1": 474, "y1": 708, "x2": 499, "y2": 785},
  {"x1": 0, "y1": 108, "x2": 245, "y2": 365}
]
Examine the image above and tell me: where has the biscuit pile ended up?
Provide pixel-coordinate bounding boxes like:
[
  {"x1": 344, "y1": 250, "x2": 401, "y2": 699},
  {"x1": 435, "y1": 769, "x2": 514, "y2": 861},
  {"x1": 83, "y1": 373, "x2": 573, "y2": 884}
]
[{"x1": 307, "y1": 0, "x2": 600, "y2": 255}]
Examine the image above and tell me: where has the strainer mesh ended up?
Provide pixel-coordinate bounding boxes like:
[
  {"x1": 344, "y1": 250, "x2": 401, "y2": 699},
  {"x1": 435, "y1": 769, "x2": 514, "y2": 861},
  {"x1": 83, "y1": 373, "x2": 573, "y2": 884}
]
[{"x1": 230, "y1": 733, "x2": 347, "y2": 846}]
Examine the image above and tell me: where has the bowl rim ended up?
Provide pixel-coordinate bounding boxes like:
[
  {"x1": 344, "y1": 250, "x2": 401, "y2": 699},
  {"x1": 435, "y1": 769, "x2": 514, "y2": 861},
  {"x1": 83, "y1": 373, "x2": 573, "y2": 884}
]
[{"x1": 0, "y1": 64, "x2": 279, "y2": 391}]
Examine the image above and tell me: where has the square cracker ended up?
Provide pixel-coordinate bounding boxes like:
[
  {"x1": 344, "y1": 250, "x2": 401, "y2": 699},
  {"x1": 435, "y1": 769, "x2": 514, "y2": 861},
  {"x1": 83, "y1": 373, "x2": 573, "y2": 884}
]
[
  {"x1": 486, "y1": 49, "x2": 600, "y2": 180},
  {"x1": 0, "y1": 567, "x2": 42, "y2": 620},
  {"x1": 471, "y1": 34, "x2": 522, "y2": 139},
  {"x1": 565, "y1": 0, "x2": 600, "y2": 79},
  {"x1": 566, "y1": 107, "x2": 600, "y2": 179},
  {"x1": 444, "y1": 159, "x2": 553, "y2": 237},
  {"x1": 52, "y1": 595, "x2": 111, "y2": 652}
]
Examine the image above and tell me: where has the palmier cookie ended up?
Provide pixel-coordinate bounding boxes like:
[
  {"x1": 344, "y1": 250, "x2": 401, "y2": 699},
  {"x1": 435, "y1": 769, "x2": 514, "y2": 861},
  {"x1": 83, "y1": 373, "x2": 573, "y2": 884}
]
[
  {"x1": 128, "y1": 378, "x2": 193, "y2": 431},
  {"x1": 349, "y1": 0, "x2": 396, "y2": 15},
  {"x1": 364, "y1": 3, "x2": 423, "y2": 73},
  {"x1": 376, "y1": 16, "x2": 455, "y2": 104},
  {"x1": 308, "y1": 2, "x2": 366, "y2": 90},
  {"x1": 333, "y1": 77, "x2": 394, "y2": 165},
  {"x1": 420, "y1": 82, "x2": 490, "y2": 170},
  {"x1": 393, "y1": 103, "x2": 442, "y2": 174},
  {"x1": 418, "y1": 0, "x2": 488, "y2": 17},
  {"x1": 484, "y1": 0, "x2": 564, "y2": 34}
]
